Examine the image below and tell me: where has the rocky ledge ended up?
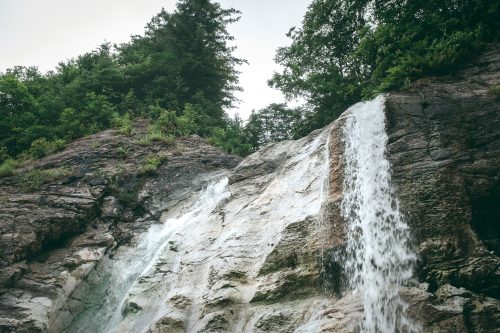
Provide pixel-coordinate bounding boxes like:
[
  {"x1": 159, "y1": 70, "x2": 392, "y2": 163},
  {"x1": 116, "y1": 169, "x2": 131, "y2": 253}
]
[{"x1": 0, "y1": 122, "x2": 240, "y2": 332}]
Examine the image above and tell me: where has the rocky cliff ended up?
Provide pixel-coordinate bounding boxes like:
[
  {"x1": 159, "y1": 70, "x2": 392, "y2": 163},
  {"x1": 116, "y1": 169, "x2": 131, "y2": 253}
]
[
  {"x1": 0, "y1": 122, "x2": 241, "y2": 332},
  {"x1": 0, "y1": 46, "x2": 499, "y2": 333}
]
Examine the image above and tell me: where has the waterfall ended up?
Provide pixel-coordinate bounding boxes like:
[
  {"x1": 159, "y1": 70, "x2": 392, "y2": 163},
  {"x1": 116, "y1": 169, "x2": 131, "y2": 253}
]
[
  {"x1": 63, "y1": 95, "x2": 420, "y2": 333},
  {"x1": 66, "y1": 177, "x2": 230, "y2": 333},
  {"x1": 341, "y1": 95, "x2": 418, "y2": 333}
]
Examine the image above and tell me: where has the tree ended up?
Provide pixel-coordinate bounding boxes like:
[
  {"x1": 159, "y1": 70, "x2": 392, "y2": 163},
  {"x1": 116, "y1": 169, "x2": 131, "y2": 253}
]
[
  {"x1": 270, "y1": 0, "x2": 499, "y2": 134},
  {"x1": 243, "y1": 103, "x2": 302, "y2": 150},
  {"x1": 0, "y1": 73, "x2": 38, "y2": 155},
  {"x1": 118, "y1": 0, "x2": 245, "y2": 122},
  {"x1": 0, "y1": 0, "x2": 249, "y2": 159}
]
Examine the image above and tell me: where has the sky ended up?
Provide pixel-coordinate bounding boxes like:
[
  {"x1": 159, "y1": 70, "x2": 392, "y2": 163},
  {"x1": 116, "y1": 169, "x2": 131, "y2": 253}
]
[{"x1": 0, "y1": 0, "x2": 311, "y2": 119}]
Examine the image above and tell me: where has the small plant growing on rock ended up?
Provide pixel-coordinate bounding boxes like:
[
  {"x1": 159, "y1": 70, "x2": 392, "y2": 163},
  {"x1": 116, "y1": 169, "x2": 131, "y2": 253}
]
[
  {"x1": 28, "y1": 138, "x2": 66, "y2": 159},
  {"x1": 0, "y1": 159, "x2": 18, "y2": 178},
  {"x1": 115, "y1": 146, "x2": 128, "y2": 159},
  {"x1": 21, "y1": 167, "x2": 74, "y2": 190},
  {"x1": 111, "y1": 112, "x2": 134, "y2": 136},
  {"x1": 487, "y1": 85, "x2": 500, "y2": 100},
  {"x1": 139, "y1": 154, "x2": 167, "y2": 176},
  {"x1": 138, "y1": 125, "x2": 175, "y2": 145}
]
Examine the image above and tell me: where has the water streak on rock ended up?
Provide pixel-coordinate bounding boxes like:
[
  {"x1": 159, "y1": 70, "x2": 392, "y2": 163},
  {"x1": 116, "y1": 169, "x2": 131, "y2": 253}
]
[
  {"x1": 341, "y1": 95, "x2": 419, "y2": 333},
  {"x1": 67, "y1": 177, "x2": 230, "y2": 333}
]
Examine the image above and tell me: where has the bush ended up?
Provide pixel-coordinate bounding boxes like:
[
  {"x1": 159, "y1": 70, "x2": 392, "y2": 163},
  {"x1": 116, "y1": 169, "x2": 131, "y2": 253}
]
[
  {"x1": 0, "y1": 159, "x2": 18, "y2": 178},
  {"x1": 111, "y1": 112, "x2": 134, "y2": 135},
  {"x1": 139, "y1": 154, "x2": 167, "y2": 176},
  {"x1": 28, "y1": 138, "x2": 66, "y2": 159},
  {"x1": 0, "y1": 146, "x2": 10, "y2": 163},
  {"x1": 488, "y1": 85, "x2": 500, "y2": 100},
  {"x1": 138, "y1": 125, "x2": 175, "y2": 145},
  {"x1": 177, "y1": 104, "x2": 199, "y2": 135}
]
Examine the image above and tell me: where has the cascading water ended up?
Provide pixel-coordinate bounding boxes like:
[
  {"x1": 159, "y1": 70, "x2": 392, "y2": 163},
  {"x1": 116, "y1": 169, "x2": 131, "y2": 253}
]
[
  {"x1": 65, "y1": 177, "x2": 230, "y2": 333},
  {"x1": 63, "y1": 95, "x2": 419, "y2": 333},
  {"x1": 341, "y1": 95, "x2": 419, "y2": 333}
]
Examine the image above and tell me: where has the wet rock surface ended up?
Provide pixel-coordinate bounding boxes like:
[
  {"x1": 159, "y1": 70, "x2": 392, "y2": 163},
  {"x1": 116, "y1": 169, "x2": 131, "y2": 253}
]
[
  {"x1": 0, "y1": 45, "x2": 499, "y2": 333},
  {"x1": 381, "y1": 45, "x2": 500, "y2": 332},
  {"x1": 0, "y1": 121, "x2": 240, "y2": 332}
]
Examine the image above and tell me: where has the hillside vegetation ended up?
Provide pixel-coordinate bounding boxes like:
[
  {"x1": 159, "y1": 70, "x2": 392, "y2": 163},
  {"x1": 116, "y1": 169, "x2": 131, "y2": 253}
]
[{"x1": 1, "y1": 0, "x2": 498, "y2": 169}]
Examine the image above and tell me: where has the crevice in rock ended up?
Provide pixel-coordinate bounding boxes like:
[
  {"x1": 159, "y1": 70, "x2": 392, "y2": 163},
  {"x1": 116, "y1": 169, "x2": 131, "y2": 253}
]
[{"x1": 470, "y1": 188, "x2": 500, "y2": 255}]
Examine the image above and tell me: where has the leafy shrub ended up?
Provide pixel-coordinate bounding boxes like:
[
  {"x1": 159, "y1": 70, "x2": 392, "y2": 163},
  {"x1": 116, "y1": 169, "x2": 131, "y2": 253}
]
[
  {"x1": 139, "y1": 154, "x2": 167, "y2": 176},
  {"x1": 0, "y1": 159, "x2": 18, "y2": 178},
  {"x1": 111, "y1": 112, "x2": 134, "y2": 135},
  {"x1": 488, "y1": 85, "x2": 500, "y2": 100},
  {"x1": 138, "y1": 125, "x2": 175, "y2": 145},
  {"x1": 208, "y1": 126, "x2": 252, "y2": 156},
  {"x1": 177, "y1": 104, "x2": 199, "y2": 135},
  {"x1": 0, "y1": 146, "x2": 10, "y2": 163},
  {"x1": 28, "y1": 138, "x2": 66, "y2": 159}
]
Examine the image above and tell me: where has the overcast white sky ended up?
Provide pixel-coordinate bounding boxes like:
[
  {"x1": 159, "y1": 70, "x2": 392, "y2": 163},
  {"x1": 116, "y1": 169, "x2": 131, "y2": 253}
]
[{"x1": 0, "y1": 0, "x2": 311, "y2": 119}]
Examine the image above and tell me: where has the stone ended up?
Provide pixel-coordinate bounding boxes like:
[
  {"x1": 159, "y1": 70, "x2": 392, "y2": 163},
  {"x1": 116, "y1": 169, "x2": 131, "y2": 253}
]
[{"x1": 0, "y1": 45, "x2": 499, "y2": 333}]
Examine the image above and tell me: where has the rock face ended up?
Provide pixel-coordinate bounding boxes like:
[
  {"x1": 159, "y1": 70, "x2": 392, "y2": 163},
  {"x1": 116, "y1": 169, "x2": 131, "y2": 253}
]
[
  {"x1": 383, "y1": 45, "x2": 500, "y2": 331},
  {"x1": 0, "y1": 46, "x2": 499, "y2": 333},
  {"x1": 0, "y1": 122, "x2": 240, "y2": 332}
]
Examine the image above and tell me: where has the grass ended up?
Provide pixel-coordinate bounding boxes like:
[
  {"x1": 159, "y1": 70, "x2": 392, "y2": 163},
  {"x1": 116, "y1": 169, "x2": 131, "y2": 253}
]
[
  {"x1": 116, "y1": 146, "x2": 128, "y2": 159},
  {"x1": 111, "y1": 113, "x2": 135, "y2": 136},
  {"x1": 138, "y1": 125, "x2": 175, "y2": 145},
  {"x1": 139, "y1": 153, "x2": 168, "y2": 176},
  {"x1": 487, "y1": 84, "x2": 500, "y2": 100},
  {"x1": 21, "y1": 167, "x2": 75, "y2": 190},
  {"x1": 0, "y1": 159, "x2": 18, "y2": 178}
]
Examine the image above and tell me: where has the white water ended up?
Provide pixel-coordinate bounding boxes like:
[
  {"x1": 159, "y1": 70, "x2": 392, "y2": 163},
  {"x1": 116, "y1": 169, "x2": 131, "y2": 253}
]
[
  {"x1": 64, "y1": 95, "x2": 421, "y2": 333},
  {"x1": 66, "y1": 177, "x2": 230, "y2": 333},
  {"x1": 341, "y1": 95, "x2": 419, "y2": 333}
]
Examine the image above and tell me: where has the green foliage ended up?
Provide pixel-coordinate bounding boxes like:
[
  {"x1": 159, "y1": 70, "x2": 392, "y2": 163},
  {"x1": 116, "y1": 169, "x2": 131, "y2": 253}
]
[
  {"x1": 243, "y1": 104, "x2": 302, "y2": 150},
  {"x1": 177, "y1": 104, "x2": 199, "y2": 136},
  {"x1": 0, "y1": 146, "x2": 11, "y2": 163},
  {"x1": 271, "y1": 0, "x2": 500, "y2": 133},
  {"x1": 139, "y1": 153, "x2": 167, "y2": 176},
  {"x1": 21, "y1": 167, "x2": 74, "y2": 190},
  {"x1": 28, "y1": 138, "x2": 66, "y2": 159},
  {"x1": 0, "y1": 159, "x2": 18, "y2": 178},
  {"x1": 208, "y1": 115, "x2": 253, "y2": 156},
  {"x1": 138, "y1": 125, "x2": 176, "y2": 145},
  {"x1": 488, "y1": 85, "x2": 500, "y2": 100},
  {"x1": 0, "y1": 0, "x2": 245, "y2": 158},
  {"x1": 111, "y1": 112, "x2": 134, "y2": 135}
]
